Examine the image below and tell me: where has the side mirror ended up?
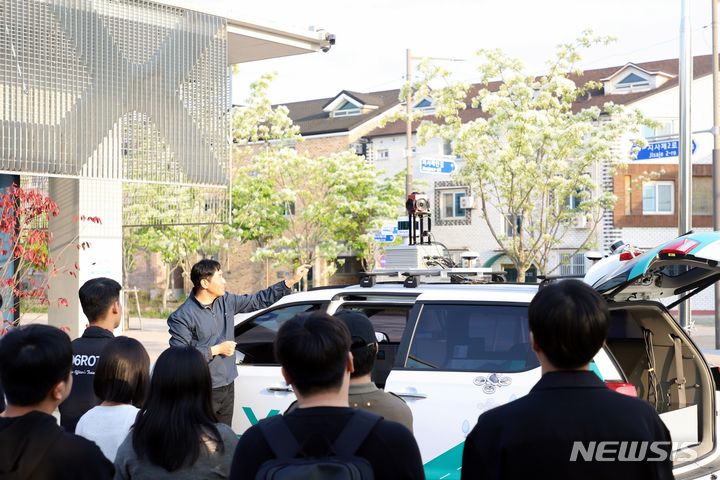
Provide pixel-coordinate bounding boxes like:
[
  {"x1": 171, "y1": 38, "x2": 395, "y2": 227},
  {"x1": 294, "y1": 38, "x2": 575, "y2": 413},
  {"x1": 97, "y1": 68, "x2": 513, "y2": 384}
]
[{"x1": 375, "y1": 331, "x2": 390, "y2": 343}]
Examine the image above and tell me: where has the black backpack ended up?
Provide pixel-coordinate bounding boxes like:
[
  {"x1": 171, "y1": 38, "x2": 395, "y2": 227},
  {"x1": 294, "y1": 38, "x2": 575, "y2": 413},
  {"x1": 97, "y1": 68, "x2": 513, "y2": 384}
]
[{"x1": 255, "y1": 410, "x2": 381, "y2": 480}]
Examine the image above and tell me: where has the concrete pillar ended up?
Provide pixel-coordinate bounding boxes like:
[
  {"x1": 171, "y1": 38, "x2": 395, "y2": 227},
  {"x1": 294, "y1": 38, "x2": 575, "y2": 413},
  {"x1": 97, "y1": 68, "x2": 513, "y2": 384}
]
[
  {"x1": 0, "y1": 174, "x2": 20, "y2": 327},
  {"x1": 47, "y1": 178, "x2": 123, "y2": 338}
]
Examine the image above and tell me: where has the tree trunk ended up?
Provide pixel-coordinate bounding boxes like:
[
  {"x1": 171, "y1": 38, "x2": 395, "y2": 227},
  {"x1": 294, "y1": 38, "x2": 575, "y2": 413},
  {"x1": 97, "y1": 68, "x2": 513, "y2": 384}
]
[
  {"x1": 162, "y1": 263, "x2": 170, "y2": 313},
  {"x1": 517, "y1": 266, "x2": 527, "y2": 284}
]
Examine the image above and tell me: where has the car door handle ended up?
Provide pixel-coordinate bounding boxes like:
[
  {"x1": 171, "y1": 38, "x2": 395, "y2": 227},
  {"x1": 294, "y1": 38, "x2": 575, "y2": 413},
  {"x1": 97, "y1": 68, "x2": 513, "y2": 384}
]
[
  {"x1": 393, "y1": 391, "x2": 427, "y2": 399},
  {"x1": 266, "y1": 386, "x2": 293, "y2": 393}
]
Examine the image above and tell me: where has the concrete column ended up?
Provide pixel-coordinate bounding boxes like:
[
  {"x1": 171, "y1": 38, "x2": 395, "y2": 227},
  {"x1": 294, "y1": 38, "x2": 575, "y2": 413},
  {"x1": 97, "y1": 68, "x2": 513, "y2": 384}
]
[
  {"x1": 47, "y1": 178, "x2": 123, "y2": 338},
  {"x1": 0, "y1": 174, "x2": 20, "y2": 327}
]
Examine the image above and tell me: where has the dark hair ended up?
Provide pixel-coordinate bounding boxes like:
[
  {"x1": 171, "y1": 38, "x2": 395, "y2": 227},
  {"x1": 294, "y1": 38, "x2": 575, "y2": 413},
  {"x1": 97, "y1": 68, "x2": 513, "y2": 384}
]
[
  {"x1": 0, "y1": 324, "x2": 72, "y2": 406},
  {"x1": 275, "y1": 312, "x2": 351, "y2": 396},
  {"x1": 132, "y1": 346, "x2": 222, "y2": 472},
  {"x1": 529, "y1": 280, "x2": 609, "y2": 370},
  {"x1": 350, "y1": 342, "x2": 376, "y2": 378},
  {"x1": 190, "y1": 259, "x2": 221, "y2": 289},
  {"x1": 94, "y1": 337, "x2": 150, "y2": 407},
  {"x1": 79, "y1": 277, "x2": 122, "y2": 323}
]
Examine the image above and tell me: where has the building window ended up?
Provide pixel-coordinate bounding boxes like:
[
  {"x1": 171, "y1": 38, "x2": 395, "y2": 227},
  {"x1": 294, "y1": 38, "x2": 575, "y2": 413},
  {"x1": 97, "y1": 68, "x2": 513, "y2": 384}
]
[
  {"x1": 504, "y1": 214, "x2": 522, "y2": 237},
  {"x1": 332, "y1": 100, "x2": 362, "y2": 117},
  {"x1": 376, "y1": 149, "x2": 389, "y2": 161},
  {"x1": 642, "y1": 181, "x2": 673, "y2": 214},
  {"x1": 442, "y1": 141, "x2": 453, "y2": 156},
  {"x1": 440, "y1": 190, "x2": 467, "y2": 220},
  {"x1": 559, "y1": 253, "x2": 586, "y2": 276},
  {"x1": 616, "y1": 72, "x2": 650, "y2": 90},
  {"x1": 414, "y1": 98, "x2": 435, "y2": 114},
  {"x1": 283, "y1": 201, "x2": 295, "y2": 217},
  {"x1": 693, "y1": 176, "x2": 712, "y2": 215},
  {"x1": 434, "y1": 182, "x2": 470, "y2": 226}
]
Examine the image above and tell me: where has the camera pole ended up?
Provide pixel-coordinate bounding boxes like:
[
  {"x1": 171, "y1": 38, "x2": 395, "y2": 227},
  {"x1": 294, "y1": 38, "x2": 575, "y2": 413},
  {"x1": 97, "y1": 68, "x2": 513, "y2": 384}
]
[{"x1": 405, "y1": 48, "x2": 413, "y2": 198}]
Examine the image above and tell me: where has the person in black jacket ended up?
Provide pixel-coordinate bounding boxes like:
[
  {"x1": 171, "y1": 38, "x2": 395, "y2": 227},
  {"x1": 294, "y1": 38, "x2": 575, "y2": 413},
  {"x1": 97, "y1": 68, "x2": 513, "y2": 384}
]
[
  {"x1": 59, "y1": 277, "x2": 122, "y2": 432},
  {"x1": 461, "y1": 280, "x2": 673, "y2": 480},
  {"x1": 0, "y1": 324, "x2": 114, "y2": 479},
  {"x1": 229, "y1": 312, "x2": 424, "y2": 480},
  {"x1": 168, "y1": 259, "x2": 308, "y2": 426}
]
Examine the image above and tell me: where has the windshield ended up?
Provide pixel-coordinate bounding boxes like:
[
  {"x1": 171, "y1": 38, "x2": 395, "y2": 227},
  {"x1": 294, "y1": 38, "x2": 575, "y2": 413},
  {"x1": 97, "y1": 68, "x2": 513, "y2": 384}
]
[{"x1": 406, "y1": 303, "x2": 539, "y2": 373}]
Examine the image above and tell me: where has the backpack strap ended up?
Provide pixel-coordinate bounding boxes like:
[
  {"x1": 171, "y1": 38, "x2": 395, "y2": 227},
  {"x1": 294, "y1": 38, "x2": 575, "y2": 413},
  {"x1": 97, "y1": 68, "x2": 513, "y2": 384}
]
[
  {"x1": 333, "y1": 410, "x2": 382, "y2": 457},
  {"x1": 258, "y1": 415, "x2": 302, "y2": 459}
]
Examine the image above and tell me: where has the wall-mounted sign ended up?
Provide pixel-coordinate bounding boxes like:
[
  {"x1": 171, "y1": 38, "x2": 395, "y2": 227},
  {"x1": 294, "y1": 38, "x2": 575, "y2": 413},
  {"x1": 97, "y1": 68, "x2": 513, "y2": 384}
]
[
  {"x1": 420, "y1": 158, "x2": 456, "y2": 174},
  {"x1": 636, "y1": 139, "x2": 696, "y2": 160}
]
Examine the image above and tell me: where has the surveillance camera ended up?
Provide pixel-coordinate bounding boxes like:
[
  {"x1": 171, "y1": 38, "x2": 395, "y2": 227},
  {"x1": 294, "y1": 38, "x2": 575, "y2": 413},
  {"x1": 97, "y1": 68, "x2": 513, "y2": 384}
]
[{"x1": 321, "y1": 33, "x2": 336, "y2": 53}]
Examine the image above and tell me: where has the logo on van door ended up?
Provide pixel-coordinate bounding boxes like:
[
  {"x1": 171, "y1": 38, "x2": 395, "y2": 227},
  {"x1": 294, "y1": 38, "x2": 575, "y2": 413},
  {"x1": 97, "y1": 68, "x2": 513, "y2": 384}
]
[{"x1": 473, "y1": 373, "x2": 512, "y2": 394}]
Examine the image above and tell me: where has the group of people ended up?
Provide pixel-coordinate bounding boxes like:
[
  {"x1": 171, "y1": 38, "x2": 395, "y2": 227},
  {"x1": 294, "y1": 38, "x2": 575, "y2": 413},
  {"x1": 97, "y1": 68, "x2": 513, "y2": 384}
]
[{"x1": 0, "y1": 258, "x2": 675, "y2": 479}]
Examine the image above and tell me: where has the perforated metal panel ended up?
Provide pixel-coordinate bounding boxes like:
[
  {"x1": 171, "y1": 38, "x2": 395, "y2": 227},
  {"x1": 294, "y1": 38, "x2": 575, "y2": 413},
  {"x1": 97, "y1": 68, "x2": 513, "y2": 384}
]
[{"x1": 1, "y1": 0, "x2": 231, "y2": 225}]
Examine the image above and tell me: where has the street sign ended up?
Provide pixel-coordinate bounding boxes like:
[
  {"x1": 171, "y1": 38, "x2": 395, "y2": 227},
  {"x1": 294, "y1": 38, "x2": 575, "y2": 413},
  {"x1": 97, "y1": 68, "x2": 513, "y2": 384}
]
[
  {"x1": 420, "y1": 158, "x2": 456, "y2": 174},
  {"x1": 373, "y1": 233, "x2": 395, "y2": 243},
  {"x1": 636, "y1": 138, "x2": 696, "y2": 160},
  {"x1": 381, "y1": 225, "x2": 398, "y2": 235}
]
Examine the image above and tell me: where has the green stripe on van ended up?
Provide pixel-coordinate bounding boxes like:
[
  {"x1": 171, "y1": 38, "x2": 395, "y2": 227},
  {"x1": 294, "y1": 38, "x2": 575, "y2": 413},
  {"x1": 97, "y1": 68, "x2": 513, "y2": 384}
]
[{"x1": 423, "y1": 442, "x2": 464, "y2": 480}]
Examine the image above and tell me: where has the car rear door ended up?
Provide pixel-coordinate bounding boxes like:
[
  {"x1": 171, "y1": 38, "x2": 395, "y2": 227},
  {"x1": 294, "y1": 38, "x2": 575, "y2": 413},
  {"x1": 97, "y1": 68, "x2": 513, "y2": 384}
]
[{"x1": 586, "y1": 232, "x2": 720, "y2": 475}]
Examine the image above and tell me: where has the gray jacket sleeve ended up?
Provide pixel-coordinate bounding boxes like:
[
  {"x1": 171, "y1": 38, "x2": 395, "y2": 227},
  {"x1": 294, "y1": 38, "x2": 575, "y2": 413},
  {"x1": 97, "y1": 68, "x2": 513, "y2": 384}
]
[
  {"x1": 167, "y1": 311, "x2": 212, "y2": 360},
  {"x1": 227, "y1": 281, "x2": 292, "y2": 314}
]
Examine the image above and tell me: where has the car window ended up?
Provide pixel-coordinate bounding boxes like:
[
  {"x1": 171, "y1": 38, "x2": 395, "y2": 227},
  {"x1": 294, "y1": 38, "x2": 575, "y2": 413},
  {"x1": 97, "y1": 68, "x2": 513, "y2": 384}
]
[
  {"x1": 334, "y1": 305, "x2": 410, "y2": 342},
  {"x1": 405, "y1": 303, "x2": 539, "y2": 372},
  {"x1": 234, "y1": 303, "x2": 321, "y2": 364}
]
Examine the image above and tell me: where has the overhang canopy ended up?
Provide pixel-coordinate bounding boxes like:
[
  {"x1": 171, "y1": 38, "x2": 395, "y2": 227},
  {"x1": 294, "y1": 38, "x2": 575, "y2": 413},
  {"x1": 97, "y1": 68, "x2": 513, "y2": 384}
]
[{"x1": 156, "y1": 0, "x2": 333, "y2": 64}]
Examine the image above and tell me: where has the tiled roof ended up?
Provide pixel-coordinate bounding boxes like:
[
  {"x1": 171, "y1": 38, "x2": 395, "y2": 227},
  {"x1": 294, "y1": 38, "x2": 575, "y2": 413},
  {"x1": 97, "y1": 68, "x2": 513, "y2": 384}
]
[
  {"x1": 371, "y1": 55, "x2": 717, "y2": 137},
  {"x1": 281, "y1": 55, "x2": 716, "y2": 138},
  {"x1": 279, "y1": 89, "x2": 400, "y2": 136}
]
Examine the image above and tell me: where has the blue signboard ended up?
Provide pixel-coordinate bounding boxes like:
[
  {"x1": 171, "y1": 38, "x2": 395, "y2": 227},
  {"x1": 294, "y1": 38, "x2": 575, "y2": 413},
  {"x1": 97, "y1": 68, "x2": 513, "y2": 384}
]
[
  {"x1": 420, "y1": 158, "x2": 456, "y2": 174},
  {"x1": 373, "y1": 233, "x2": 395, "y2": 243},
  {"x1": 636, "y1": 139, "x2": 696, "y2": 160}
]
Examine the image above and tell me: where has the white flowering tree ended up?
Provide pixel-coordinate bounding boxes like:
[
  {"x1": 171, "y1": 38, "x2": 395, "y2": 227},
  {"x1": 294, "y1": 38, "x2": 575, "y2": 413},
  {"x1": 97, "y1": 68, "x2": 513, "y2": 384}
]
[
  {"x1": 415, "y1": 32, "x2": 651, "y2": 281},
  {"x1": 231, "y1": 75, "x2": 403, "y2": 286}
]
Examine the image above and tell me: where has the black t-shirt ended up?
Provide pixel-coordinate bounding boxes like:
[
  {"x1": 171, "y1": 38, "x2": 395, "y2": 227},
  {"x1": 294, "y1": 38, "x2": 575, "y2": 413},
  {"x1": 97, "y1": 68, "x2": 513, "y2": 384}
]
[
  {"x1": 0, "y1": 411, "x2": 114, "y2": 479},
  {"x1": 229, "y1": 406, "x2": 425, "y2": 480},
  {"x1": 58, "y1": 325, "x2": 114, "y2": 432}
]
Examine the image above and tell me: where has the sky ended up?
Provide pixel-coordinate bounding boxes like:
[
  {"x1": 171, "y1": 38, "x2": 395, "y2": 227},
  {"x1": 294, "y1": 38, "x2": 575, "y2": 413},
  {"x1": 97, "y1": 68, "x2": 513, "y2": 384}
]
[{"x1": 207, "y1": 0, "x2": 715, "y2": 105}]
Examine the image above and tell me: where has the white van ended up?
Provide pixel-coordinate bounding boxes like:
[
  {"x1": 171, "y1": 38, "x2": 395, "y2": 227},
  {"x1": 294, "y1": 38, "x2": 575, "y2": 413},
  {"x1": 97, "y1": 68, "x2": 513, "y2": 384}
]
[{"x1": 231, "y1": 232, "x2": 720, "y2": 480}]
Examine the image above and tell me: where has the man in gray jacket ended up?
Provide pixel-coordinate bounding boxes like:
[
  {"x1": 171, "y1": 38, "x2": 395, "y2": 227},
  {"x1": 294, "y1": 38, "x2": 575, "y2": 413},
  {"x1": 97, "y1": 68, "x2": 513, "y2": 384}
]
[{"x1": 168, "y1": 259, "x2": 308, "y2": 426}]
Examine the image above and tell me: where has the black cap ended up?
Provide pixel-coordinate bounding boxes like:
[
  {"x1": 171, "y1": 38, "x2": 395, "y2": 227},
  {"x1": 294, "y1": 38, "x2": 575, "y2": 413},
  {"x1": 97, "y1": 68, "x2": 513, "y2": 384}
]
[{"x1": 334, "y1": 311, "x2": 376, "y2": 346}]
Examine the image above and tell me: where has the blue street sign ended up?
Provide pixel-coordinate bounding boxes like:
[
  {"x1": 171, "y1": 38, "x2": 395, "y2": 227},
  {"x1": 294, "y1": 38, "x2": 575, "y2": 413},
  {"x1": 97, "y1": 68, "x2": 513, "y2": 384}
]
[
  {"x1": 373, "y1": 233, "x2": 395, "y2": 243},
  {"x1": 636, "y1": 139, "x2": 696, "y2": 160},
  {"x1": 420, "y1": 158, "x2": 456, "y2": 174}
]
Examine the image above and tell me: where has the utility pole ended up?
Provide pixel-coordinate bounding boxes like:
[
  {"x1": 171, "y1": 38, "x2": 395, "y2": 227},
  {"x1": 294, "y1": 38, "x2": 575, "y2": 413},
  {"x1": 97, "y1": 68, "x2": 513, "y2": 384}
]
[
  {"x1": 679, "y1": 0, "x2": 693, "y2": 329},
  {"x1": 712, "y1": 0, "x2": 720, "y2": 348},
  {"x1": 405, "y1": 48, "x2": 413, "y2": 198}
]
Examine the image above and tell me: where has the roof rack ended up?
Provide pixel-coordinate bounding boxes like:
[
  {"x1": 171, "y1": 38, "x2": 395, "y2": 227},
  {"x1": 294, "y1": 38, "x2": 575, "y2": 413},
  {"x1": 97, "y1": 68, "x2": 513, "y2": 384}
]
[{"x1": 359, "y1": 268, "x2": 506, "y2": 288}]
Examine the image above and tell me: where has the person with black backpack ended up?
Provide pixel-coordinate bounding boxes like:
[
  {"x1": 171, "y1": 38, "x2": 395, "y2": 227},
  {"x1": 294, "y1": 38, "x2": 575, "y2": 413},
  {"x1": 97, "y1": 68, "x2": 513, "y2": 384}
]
[{"x1": 229, "y1": 311, "x2": 425, "y2": 480}]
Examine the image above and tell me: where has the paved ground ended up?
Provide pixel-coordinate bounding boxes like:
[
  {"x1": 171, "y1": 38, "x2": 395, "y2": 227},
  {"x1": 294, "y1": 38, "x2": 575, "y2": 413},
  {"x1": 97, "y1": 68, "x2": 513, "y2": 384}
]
[{"x1": 20, "y1": 314, "x2": 170, "y2": 363}]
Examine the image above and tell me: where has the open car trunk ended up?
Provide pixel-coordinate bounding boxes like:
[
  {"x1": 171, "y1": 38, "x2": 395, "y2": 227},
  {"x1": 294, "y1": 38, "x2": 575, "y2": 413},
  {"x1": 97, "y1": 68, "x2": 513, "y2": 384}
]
[{"x1": 606, "y1": 301, "x2": 715, "y2": 470}]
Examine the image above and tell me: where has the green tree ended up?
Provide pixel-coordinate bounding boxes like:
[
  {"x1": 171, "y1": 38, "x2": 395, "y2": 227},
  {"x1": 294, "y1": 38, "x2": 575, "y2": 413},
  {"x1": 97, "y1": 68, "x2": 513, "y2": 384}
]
[
  {"x1": 230, "y1": 73, "x2": 403, "y2": 286},
  {"x1": 123, "y1": 184, "x2": 224, "y2": 312},
  {"x1": 413, "y1": 31, "x2": 651, "y2": 281}
]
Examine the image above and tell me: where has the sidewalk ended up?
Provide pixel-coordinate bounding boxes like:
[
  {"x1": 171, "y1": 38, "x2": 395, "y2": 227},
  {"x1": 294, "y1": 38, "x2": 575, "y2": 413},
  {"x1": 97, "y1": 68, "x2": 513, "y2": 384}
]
[{"x1": 19, "y1": 314, "x2": 170, "y2": 363}]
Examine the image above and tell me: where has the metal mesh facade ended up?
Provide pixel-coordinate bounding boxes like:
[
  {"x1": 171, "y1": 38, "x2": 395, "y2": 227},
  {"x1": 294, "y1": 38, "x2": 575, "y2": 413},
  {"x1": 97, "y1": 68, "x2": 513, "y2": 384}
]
[{"x1": 1, "y1": 0, "x2": 231, "y2": 225}]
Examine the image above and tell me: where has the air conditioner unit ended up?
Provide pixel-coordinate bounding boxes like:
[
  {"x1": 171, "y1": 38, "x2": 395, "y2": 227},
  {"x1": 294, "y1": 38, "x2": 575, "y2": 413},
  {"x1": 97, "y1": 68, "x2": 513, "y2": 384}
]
[
  {"x1": 574, "y1": 215, "x2": 588, "y2": 229},
  {"x1": 459, "y1": 196, "x2": 475, "y2": 209}
]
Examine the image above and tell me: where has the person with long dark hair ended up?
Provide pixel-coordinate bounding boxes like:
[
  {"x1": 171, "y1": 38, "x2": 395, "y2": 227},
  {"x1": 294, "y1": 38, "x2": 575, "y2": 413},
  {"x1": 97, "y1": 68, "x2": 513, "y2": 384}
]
[
  {"x1": 75, "y1": 337, "x2": 150, "y2": 462},
  {"x1": 114, "y1": 346, "x2": 238, "y2": 479}
]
